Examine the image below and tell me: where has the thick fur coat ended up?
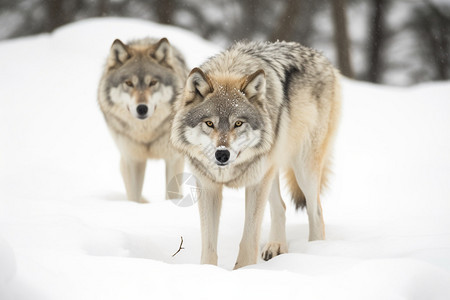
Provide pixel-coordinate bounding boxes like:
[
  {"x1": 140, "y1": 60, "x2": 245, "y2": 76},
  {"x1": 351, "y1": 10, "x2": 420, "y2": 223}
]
[{"x1": 171, "y1": 41, "x2": 341, "y2": 268}]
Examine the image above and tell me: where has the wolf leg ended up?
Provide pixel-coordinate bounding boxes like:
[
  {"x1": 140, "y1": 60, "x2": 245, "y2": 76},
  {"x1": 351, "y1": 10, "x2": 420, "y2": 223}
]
[
  {"x1": 165, "y1": 156, "x2": 184, "y2": 199},
  {"x1": 261, "y1": 173, "x2": 288, "y2": 261},
  {"x1": 234, "y1": 170, "x2": 275, "y2": 269},
  {"x1": 293, "y1": 162, "x2": 325, "y2": 241},
  {"x1": 198, "y1": 181, "x2": 223, "y2": 265},
  {"x1": 120, "y1": 157, "x2": 147, "y2": 203}
]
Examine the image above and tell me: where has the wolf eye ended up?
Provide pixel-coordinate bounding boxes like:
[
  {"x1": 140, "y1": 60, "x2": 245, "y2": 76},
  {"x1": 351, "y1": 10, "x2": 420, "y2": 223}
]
[
  {"x1": 149, "y1": 80, "x2": 158, "y2": 87},
  {"x1": 205, "y1": 121, "x2": 214, "y2": 128},
  {"x1": 125, "y1": 80, "x2": 133, "y2": 87},
  {"x1": 234, "y1": 121, "x2": 243, "y2": 127}
]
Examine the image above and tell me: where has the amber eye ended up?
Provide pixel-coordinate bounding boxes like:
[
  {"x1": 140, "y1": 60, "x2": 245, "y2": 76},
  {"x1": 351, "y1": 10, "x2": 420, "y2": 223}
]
[
  {"x1": 149, "y1": 80, "x2": 158, "y2": 87},
  {"x1": 235, "y1": 121, "x2": 243, "y2": 127},
  {"x1": 125, "y1": 80, "x2": 133, "y2": 87},
  {"x1": 205, "y1": 121, "x2": 214, "y2": 128}
]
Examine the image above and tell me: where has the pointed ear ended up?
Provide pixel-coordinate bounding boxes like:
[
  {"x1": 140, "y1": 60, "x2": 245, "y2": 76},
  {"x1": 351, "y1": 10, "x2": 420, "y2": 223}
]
[
  {"x1": 185, "y1": 68, "x2": 214, "y2": 102},
  {"x1": 153, "y1": 38, "x2": 172, "y2": 63},
  {"x1": 240, "y1": 69, "x2": 266, "y2": 101},
  {"x1": 108, "y1": 39, "x2": 130, "y2": 67}
]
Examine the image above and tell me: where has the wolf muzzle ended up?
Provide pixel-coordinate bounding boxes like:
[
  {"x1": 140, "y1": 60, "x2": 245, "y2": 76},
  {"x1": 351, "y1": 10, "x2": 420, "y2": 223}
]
[
  {"x1": 215, "y1": 149, "x2": 230, "y2": 166},
  {"x1": 136, "y1": 104, "x2": 148, "y2": 118},
  {"x1": 136, "y1": 104, "x2": 148, "y2": 120}
]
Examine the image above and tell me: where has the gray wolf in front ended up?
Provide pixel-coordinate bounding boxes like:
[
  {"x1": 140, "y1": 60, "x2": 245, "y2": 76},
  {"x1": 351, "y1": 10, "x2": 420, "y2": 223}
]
[
  {"x1": 98, "y1": 38, "x2": 188, "y2": 202},
  {"x1": 171, "y1": 41, "x2": 341, "y2": 268}
]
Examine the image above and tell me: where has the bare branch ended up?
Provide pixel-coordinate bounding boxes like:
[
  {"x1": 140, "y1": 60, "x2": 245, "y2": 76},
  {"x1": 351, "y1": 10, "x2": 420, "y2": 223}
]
[{"x1": 172, "y1": 236, "x2": 184, "y2": 257}]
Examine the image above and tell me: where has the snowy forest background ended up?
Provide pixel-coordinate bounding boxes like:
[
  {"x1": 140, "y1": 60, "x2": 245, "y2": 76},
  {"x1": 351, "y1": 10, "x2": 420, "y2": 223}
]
[
  {"x1": 1, "y1": 1, "x2": 450, "y2": 299},
  {"x1": 0, "y1": 0, "x2": 449, "y2": 86}
]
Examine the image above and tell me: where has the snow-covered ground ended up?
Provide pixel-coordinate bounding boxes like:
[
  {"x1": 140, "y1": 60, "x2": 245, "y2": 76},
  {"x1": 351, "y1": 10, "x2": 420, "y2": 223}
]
[{"x1": 1, "y1": 18, "x2": 450, "y2": 300}]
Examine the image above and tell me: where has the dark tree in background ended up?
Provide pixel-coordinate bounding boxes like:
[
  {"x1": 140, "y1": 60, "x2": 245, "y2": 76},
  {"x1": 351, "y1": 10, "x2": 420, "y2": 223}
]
[
  {"x1": 45, "y1": 0, "x2": 89, "y2": 31},
  {"x1": 366, "y1": 0, "x2": 388, "y2": 83},
  {"x1": 156, "y1": 0, "x2": 175, "y2": 25},
  {"x1": 0, "y1": 0, "x2": 449, "y2": 85},
  {"x1": 270, "y1": 0, "x2": 302, "y2": 42},
  {"x1": 331, "y1": 0, "x2": 353, "y2": 78},
  {"x1": 236, "y1": 0, "x2": 259, "y2": 40},
  {"x1": 412, "y1": 1, "x2": 450, "y2": 81},
  {"x1": 232, "y1": 0, "x2": 269, "y2": 41},
  {"x1": 97, "y1": 0, "x2": 109, "y2": 16}
]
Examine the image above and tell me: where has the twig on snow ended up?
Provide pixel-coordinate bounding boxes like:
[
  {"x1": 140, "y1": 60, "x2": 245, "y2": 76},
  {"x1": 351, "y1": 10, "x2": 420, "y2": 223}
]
[{"x1": 172, "y1": 236, "x2": 184, "y2": 257}]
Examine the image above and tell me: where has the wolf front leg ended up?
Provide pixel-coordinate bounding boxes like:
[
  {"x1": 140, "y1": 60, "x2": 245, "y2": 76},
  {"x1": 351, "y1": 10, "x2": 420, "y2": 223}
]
[
  {"x1": 234, "y1": 170, "x2": 275, "y2": 269},
  {"x1": 198, "y1": 181, "x2": 223, "y2": 265},
  {"x1": 165, "y1": 156, "x2": 185, "y2": 199},
  {"x1": 120, "y1": 157, "x2": 147, "y2": 203},
  {"x1": 261, "y1": 173, "x2": 288, "y2": 261}
]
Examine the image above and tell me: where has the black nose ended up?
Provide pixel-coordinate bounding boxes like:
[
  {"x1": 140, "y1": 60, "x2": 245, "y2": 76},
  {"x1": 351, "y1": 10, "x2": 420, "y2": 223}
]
[
  {"x1": 215, "y1": 149, "x2": 230, "y2": 164},
  {"x1": 136, "y1": 104, "x2": 148, "y2": 116}
]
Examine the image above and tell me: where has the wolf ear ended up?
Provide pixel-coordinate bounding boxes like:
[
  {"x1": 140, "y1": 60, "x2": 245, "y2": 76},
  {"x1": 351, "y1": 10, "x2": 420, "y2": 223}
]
[
  {"x1": 185, "y1": 68, "x2": 213, "y2": 103},
  {"x1": 241, "y1": 69, "x2": 266, "y2": 101},
  {"x1": 108, "y1": 39, "x2": 131, "y2": 67},
  {"x1": 153, "y1": 38, "x2": 172, "y2": 63}
]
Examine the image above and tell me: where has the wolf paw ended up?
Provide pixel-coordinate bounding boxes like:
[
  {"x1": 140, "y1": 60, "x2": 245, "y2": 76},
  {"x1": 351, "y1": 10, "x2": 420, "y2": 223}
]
[
  {"x1": 261, "y1": 242, "x2": 287, "y2": 261},
  {"x1": 137, "y1": 197, "x2": 149, "y2": 203}
]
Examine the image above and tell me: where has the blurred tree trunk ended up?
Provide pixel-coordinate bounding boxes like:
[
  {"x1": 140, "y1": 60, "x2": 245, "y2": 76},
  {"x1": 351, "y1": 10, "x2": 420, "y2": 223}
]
[
  {"x1": 426, "y1": 2, "x2": 450, "y2": 80},
  {"x1": 45, "y1": 0, "x2": 82, "y2": 31},
  {"x1": 294, "y1": 1, "x2": 318, "y2": 46},
  {"x1": 156, "y1": 0, "x2": 175, "y2": 25},
  {"x1": 367, "y1": 0, "x2": 386, "y2": 83},
  {"x1": 97, "y1": 0, "x2": 109, "y2": 17},
  {"x1": 412, "y1": 2, "x2": 450, "y2": 81},
  {"x1": 239, "y1": 0, "x2": 259, "y2": 40},
  {"x1": 270, "y1": 0, "x2": 302, "y2": 42},
  {"x1": 46, "y1": 0, "x2": 67, "y2": 31},
  {"x1": 331, "y1": 0, "x2": 353, "y2": 78}
]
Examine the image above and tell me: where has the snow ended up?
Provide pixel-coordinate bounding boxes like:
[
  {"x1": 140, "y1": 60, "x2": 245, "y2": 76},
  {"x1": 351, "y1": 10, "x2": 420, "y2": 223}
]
[{"x1": 1, "y1": 17, "x2": 450, "y2": 299}]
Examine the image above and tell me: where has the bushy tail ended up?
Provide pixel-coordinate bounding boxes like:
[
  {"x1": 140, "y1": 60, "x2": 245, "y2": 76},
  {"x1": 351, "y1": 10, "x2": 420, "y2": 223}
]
[{"x1": 285, "y1": 168, "x2": 306, "y2": 210}]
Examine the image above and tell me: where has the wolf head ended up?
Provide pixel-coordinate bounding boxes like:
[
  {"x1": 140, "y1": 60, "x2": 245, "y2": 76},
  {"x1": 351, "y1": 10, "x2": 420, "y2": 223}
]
[
  {"x1": 103, "y1": 38, "x2": 182, "y2": 120},
  {"x1": 172, "y1": 68, "x2": 273, "y2": 169}
]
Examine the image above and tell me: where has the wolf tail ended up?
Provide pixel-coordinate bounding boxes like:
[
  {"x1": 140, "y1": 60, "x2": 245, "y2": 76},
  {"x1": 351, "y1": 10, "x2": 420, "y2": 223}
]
[
  {"x1": 285, "y1": 160, "x2": 331, "y2": 210},
  {"x1": 285, "y1": 168, "x2": 306, "y2": 210}
]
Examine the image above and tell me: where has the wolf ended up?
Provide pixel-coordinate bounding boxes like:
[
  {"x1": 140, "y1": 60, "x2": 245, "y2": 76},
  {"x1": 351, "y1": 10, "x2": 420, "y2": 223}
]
[
  {"x1": 171, "y1": 41, "x2": 341, "y2": 269},
  {"x1": 98, "y1": 38, "x2": 188, "y2": 202}
]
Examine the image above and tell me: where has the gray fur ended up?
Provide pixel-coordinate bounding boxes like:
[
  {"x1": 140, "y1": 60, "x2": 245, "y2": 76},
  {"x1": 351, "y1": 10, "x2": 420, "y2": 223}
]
[
  {"x1": 171, "y1": 40, "x2": 341, "y2": 268},
  {"x1": 98, "y1": 37, "x2": 189, "y2": 202},
  {"x1": 200, "y1": 41, "x2": 334, "y2": 135},
  {"x1": 182, "y1": 89, "x2": 263, "y2": 130}
]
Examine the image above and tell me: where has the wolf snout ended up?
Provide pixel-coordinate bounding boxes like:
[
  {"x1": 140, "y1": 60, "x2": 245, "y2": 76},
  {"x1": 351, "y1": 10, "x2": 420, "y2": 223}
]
[
  {"x1": 215, "y1": 149, "x2": 230, "y2": 165},
  {"x1": 134, "y1": 104, "x2": 156, "y2": 120},
  {"x1": 136, "y1": 104, "x2": 148, "y2": 118}
]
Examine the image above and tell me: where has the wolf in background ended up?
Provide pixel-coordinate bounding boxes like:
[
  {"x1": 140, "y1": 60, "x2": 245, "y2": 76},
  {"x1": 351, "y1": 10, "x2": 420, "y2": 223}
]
[
  {"x1": 171, "y1": 41, "x2": 341, "y2": 268},
  {"x1": 98, "y1": 38, "x2": 188, "y2": 202}
]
